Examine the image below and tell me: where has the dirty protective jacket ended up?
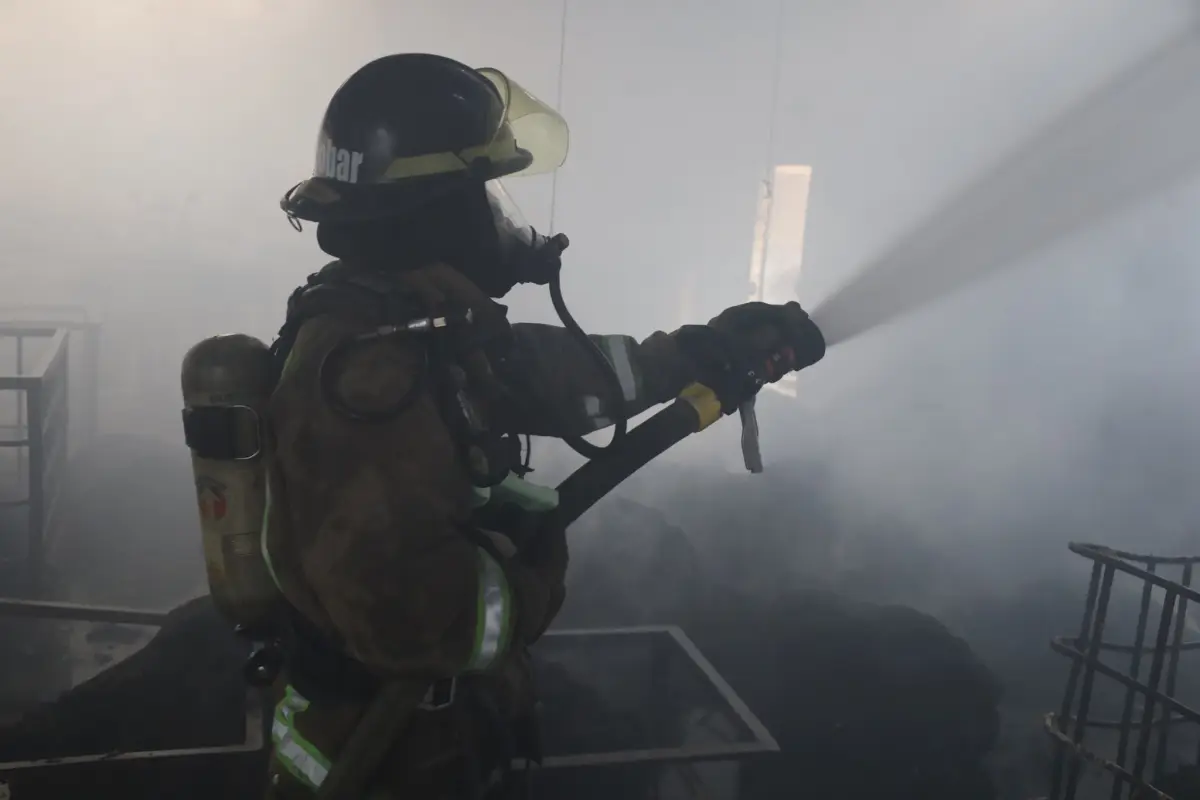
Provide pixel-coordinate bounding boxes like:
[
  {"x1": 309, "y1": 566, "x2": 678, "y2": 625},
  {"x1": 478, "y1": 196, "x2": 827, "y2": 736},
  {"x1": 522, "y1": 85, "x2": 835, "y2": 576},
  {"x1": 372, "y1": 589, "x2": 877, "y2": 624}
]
[{"x1": 261, "y1": 261, "x2": 699, "y2": 797}]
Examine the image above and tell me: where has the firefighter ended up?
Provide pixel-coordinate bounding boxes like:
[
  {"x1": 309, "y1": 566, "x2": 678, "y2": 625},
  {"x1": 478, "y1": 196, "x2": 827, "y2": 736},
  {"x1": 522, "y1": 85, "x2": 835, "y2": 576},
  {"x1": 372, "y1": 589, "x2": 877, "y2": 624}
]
[{"x1": 260, "y1": 53, "x2": 825, "y2": 799}]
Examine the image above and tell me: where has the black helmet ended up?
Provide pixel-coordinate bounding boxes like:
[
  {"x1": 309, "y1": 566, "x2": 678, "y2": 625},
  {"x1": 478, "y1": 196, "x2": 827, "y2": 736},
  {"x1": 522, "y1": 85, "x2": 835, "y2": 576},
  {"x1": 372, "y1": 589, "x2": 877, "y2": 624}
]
[{"x1": 282, "y1": 54, "x2": 568, "y2": 224}]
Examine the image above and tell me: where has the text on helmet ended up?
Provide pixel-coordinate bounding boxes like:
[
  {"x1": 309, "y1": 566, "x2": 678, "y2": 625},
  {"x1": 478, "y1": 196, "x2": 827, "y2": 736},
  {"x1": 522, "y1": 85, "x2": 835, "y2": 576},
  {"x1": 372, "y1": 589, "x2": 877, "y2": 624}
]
[{"x1": 315, "y1": 136, "x2": 365, "y2": 184}]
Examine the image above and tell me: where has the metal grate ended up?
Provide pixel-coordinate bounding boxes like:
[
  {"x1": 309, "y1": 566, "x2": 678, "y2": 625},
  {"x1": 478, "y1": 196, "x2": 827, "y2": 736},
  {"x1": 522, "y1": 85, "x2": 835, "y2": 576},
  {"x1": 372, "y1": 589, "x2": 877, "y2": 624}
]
[
  {"x1": 0, "y1": 603, "x2": 777, "y2": 798},
  {"x1": 1047, "y1": 542, "x2": 1200, "y2": 800}
]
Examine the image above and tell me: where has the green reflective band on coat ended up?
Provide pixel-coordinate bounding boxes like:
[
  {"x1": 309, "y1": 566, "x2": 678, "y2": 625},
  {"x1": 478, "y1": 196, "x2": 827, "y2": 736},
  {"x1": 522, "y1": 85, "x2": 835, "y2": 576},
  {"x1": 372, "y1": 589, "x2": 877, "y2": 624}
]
[
  {"x1": 466, "y1": 548, "x2": 513, "y2": 672},
  {"x1": 471, "y1": 485, "x2": 492, "y2": 508},
  {"x1": 598, "y1": 335, "x2": 641, "y2": 403},
  {"x1": 490, "y1": 473, "x2": 559, "y2": 512},
  {"x1": 272, "y1": 686, "x2": 333, "y2": 790}
]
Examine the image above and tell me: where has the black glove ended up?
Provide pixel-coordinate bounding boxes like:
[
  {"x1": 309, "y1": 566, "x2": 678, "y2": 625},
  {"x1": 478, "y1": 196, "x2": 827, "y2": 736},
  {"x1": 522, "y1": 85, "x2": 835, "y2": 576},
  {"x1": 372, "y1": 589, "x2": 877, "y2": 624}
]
[{"x1": 675, "y1": 301, "x2": 825, "y2": 413}]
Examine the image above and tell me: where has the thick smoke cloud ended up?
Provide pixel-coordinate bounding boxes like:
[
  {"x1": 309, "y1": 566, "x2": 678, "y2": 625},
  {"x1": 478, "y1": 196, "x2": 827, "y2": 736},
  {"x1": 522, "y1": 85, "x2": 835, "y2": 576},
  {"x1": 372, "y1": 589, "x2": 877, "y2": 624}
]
[{"x1": 2, "y1": 2, "x2": 1200, "y2": 795}]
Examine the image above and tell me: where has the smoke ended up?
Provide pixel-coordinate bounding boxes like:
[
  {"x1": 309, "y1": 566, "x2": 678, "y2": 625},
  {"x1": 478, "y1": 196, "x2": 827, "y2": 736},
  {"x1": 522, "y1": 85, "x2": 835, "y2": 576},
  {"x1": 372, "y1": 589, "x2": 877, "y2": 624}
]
[
  {"x1": 0, "y1": 0, "x2": 1191, "y2": 598},
  {"x1": 2, "y1": 4, "x2": 1200, "y2": 791},
  {"x1": 741, "y1": 0, "x2": 1200, "y2": 589},
  {"x1": 813, "y1": 29, "x2": 1200, "y2": 348}
]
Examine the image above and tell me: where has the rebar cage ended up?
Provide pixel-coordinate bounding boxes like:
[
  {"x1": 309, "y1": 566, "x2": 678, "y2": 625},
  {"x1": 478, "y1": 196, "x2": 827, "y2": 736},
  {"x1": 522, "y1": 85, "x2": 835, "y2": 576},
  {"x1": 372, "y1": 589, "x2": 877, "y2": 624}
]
[{"x1": 1047, "y1": 542, "x2": 1200, "y2": 800}]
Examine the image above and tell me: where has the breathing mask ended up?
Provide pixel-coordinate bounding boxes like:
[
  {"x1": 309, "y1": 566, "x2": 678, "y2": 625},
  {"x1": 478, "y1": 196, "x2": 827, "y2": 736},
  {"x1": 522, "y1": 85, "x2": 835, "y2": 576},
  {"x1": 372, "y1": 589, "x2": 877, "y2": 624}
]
[{"x1": 485, "y1": 181, "x2": 569, "y2": 286}]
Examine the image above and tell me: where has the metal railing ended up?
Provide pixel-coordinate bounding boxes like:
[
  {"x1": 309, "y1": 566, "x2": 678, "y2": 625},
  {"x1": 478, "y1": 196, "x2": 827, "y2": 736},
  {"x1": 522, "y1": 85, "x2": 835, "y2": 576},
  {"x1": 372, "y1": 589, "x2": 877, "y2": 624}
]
[
  {"x1": 1046, "y1": 543, "x2": 1200, "y2": 800},
  {"x1": 0, "y1": 305, "x2": 101, "y2": 443},
  {"x1": 0, "y1": 598, "x2": 778, "y2": 795},
  {"x1": 0, "y1": 309, "x2": 101, "y2": 594},
  {"x1": 0, "y1": 598, "x2": 264, "y2": 784}
]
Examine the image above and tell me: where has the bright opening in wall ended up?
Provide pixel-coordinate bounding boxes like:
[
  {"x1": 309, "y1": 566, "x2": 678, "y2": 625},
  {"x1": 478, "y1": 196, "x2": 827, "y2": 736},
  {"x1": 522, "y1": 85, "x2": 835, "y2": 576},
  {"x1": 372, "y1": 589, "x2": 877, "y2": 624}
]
[{"x1": 747, "y1": 164, "x2": 812, "y2": 399}]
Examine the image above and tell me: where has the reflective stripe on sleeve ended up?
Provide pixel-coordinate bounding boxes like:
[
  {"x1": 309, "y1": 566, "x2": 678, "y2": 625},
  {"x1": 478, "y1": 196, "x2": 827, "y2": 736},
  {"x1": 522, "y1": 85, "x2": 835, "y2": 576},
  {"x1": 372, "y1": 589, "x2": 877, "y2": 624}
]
[
  {"x1": 466, "y1": 548, "x2": 514, "y2": 672},
  {"x1": 271, "y1": 686, "x2": 332, "y2": 790},
  {"x1": 582, "y1": 395, "x2": 613, "y2": 430},
  {"x1": 599, "y1": 336, "x2": 640, "y2": 402}
]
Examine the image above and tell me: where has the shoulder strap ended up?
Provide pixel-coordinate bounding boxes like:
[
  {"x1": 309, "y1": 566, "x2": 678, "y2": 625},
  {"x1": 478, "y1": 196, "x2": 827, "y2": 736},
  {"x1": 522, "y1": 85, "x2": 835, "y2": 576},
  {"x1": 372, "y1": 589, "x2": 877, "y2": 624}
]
[
  {"x1": 267, "y1": 261, "x2": 533, "y2": 490},
  {"x1": 268, "y1": 261, "x2": 426, "y2": 389}
]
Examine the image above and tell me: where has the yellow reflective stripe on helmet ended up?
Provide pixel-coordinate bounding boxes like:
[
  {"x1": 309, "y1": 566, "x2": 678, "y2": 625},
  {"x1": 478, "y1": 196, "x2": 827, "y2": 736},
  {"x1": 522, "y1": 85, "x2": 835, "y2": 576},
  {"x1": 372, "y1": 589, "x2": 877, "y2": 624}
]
[
  {"x1": 272, "y1": 686, "x2": 332, "y2": 790},
  {"x1": 381, "y1": 132, "x2": 522, "y2": 180},
  {"x1": 467, "y1": 548, "x2": 513, "y2": 672}
]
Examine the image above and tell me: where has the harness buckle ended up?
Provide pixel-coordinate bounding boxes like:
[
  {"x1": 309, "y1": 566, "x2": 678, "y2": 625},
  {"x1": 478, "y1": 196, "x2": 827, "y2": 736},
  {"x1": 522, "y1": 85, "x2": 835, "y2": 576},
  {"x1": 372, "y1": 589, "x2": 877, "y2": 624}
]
[{"x1": 418, "y1": 677, "x2": 457, "y2": 711}]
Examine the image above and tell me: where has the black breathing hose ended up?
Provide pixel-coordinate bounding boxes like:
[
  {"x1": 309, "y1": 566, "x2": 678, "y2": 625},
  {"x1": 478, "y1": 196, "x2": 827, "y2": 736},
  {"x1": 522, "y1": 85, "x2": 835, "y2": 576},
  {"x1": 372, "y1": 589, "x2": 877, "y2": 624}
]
[
  {"x1": 542, "y1": 241, "x2": 719, "y2": 526},
  {"x1": 546, "y1": 263, "x2": 628, "y2": 459}
]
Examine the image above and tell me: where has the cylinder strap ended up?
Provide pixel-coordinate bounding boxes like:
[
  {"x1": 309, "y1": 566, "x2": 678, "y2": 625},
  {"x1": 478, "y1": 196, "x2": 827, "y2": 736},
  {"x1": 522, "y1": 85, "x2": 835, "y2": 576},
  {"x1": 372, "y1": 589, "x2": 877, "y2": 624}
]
[{"x1": 260, "y1": 479, "x2": 283, "y2": 592}]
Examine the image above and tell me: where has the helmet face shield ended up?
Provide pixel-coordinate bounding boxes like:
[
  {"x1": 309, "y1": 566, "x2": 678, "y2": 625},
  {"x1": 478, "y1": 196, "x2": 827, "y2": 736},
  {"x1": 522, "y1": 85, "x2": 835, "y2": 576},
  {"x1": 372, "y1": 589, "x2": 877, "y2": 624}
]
[{"x1": 477, "y1": 68, "x2": 570, "y2": 177}]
